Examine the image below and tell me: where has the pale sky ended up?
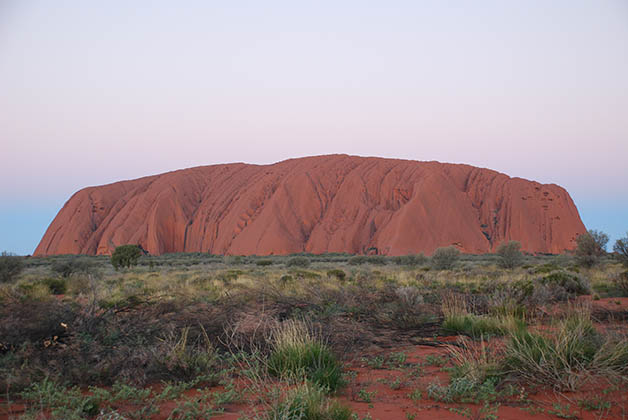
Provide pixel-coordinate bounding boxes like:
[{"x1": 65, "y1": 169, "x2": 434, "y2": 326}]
[{"x1": 1, "y1": 1, "x2": 627, "y2": 254}]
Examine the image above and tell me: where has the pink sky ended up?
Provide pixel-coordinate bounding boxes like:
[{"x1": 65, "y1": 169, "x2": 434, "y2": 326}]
[{"x1": 1, "y1": 1, "x2": 627, "y2": 253}]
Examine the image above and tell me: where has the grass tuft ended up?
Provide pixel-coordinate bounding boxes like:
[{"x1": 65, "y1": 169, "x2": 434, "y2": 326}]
[{"x1": 267, "y1": 320, "x2": 343, "y2": 392}]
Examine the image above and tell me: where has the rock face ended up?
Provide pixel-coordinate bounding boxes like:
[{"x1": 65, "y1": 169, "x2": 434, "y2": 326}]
[{"x1": 35, "y1": 155, "x2": 586, "y2": 256}]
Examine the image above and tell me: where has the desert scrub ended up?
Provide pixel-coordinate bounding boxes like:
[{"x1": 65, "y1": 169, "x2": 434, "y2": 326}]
[
  {"x1": 441, "y1": 293, "x2": 525, "y2": 338},
  {"x1": 443, "y1": 313, "x2": 525, "y2": 339},
  {"x1": 157, "y1": 326, "x2": 221, "y2": 381},
  {"x1": 0, "y1": 251, "x2": 24, "y2": 283},
  {"x1": 431, "y1": 246, "x2": 460, "y2": 270},
  {"x1": 326, "y1": 269, "x2": 346, "y2": 281},
  {"x1": 267, "y1": 320, "x2": 343, "y2": 392},
  {"x1": 496, "y1": 241, "x2": 523, "y2": 269},
  {"x1": 287, "y1": 256, "x2": 311, "y2": 267},
  {"x1": 429, "y1": 338, "x2": 515, "y2": 404},
  {"x1": 503, "y1": 306, "x2": 628, "y2": 390},
  {"x1": 537, "y1": 270, "x2": 591, "y2": 297},
  {"x1": 259, "y1": 383, "x2": 352, "y2": 420},
  {"x1": 39, "y1": 277, "x2": 68, "y2": 295},
  {"x1": 392, "y1": 254, "x2": 428, "y2": 267}
]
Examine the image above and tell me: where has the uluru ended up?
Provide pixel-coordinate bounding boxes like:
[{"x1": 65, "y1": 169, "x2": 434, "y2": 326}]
[{"x1": 34, "y1": 155, "x2": 586, "y2": 256}]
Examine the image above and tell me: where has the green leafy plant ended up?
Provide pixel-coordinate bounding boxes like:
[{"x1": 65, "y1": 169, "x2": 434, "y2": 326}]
[
  {"x1": 357, "y1": 389, "x2": 376, "y2": 403},
  {"x1": 111, "y1": 244, "x2": 143, "y2": 270}
]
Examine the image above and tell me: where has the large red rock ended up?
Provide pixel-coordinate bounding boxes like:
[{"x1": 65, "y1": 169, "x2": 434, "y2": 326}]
[{"x1": 34, "y1": 155, "x2": 586, "y2": 256}]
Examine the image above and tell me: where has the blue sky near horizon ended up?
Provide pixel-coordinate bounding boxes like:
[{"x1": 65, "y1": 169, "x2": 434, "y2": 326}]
[{"x1": 1, "y1": 1, "x2": 627, "y2": 255}]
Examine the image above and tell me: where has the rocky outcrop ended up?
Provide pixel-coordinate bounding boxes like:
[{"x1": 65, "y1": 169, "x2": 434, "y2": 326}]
[{"x1": 34, "y1": 155, "x2": 586, "y2": 256}]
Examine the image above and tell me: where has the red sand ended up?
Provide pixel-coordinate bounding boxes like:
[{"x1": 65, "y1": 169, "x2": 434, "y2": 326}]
[{"x1": 3, "y1": 341, "x2": 626, "y2": 420}]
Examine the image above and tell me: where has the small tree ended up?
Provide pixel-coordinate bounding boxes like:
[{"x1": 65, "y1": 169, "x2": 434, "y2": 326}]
[
  {"x1": 614, "y1": 232, "x2": 628, "y2": 267},
  {"x1": 431, "y1": 246, "x2": 460, "y2": 270},
  {"x1": 575, "y1": 229, "x2": 609, "y2": 268},
  {"x1": 497, "y1": 240, "x2": 523, "y2": 269},
  {"x1": 0, "y1": 251, "x2": 24, "y2": 283},
  {"x1": 111, "y1": 245, "x2": 142, "y2": 270}
]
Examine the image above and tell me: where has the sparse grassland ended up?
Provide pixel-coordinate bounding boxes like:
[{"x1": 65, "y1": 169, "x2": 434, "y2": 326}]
[{"x1": 1, "y1": 252, "x2": 627, "y2": 418}]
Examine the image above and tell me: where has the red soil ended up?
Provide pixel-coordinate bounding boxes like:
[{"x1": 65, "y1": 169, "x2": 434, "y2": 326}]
[
  {"x1": 3, "y1": 341, "x2": 626, "y2": 420},
  {"x1": 35, "y1": 155, "x2": 585, "y2": 256}
]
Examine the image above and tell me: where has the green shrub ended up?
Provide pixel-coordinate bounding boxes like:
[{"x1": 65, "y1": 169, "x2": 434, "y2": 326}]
[
  {"x1": 0, "y1": 251, "x2": 24, "y2": 283},
  {"x1": 427, "y1": 377, "x2": 500, "y2": 404},
  {"x1": 392, "y1": 254, "x2": 428, "y2": 266},
  {"x1": 263, "y1": 383, "x2": 352, "y2": 420},
  {"x1": 280, "y1": 274, "x2": 294, "y2": 285},
  {"x1": 111, "y1": 245, "x2": 143, "y2": 270},
  {"x1": 287, "y1": 256, "x2": 311, "y2": 268},
  {"x1": 431, "y1": 246, "x2": 460, "y2": 270},
  {"x1": 501, "y1": 307, "x2": 628, "y2": 391},
  {"x1": 156, "y1": 326, "x2": 219, "y2": 381},
  {"x1": 496, "y1": 241, "x2": 523, "y2": 269},
  {"x1": 326, "y1": 269, "x2": 346, "y2": 281},
  {"x1": 41, "y1": 277, "x2": 68, "y2": 295},
  {"x1": 443, "y1": 313, "x2": 525, "y2": 339},
  {"x1": 289, "y1": 269, "x2": 322, "y2": 280},
  {"x1": 532, "y1": 263, "x2": 560, "y2": 274},
  {"x1": 366, "y1": 255, "x2": 387, "y2": 265},
  {"x1": 347, "y1": 255, "x2": 368, "y2": 265},
  {"x1": 225, "y1": 255, "x2": 245, "y2": 265},
  {"x1": 575, "y1": 230, "x2": 608, "y2": 267},
  {"x1": 267, "y1": 321, "x2": 343, "y2": 392},
  {"x1": 503, "y1": 311, "x2": 603, "y2": 390},
  {"x1": 538, "y1": 270, "x2": 591, "y2": 296},
  {"x1": 51, "y1": 258, "x2": 92, "y2": 278},
  {"x1": 256, "y1": 259, "x2": 273, "y2": 266}
]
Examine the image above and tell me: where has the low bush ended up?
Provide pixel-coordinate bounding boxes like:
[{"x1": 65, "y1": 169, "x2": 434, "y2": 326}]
[
  {"x1": 0, "y1": 251, "x2": 24, "y2": 283},
  {"x1": 154, "y1": 326, "x2": 219, "y2": 381},
  {"x1": 443, "y1": 313, "x2": 525, "y2": 338},
  {"x1": 40, "y1": 277, "x2": 68, "y2": 295},
  {"x1": 347, "y1": 256, "x2": 368, "y2": 265},
  {"x1": 537, "y1": 270, "x2": 591, "y2": 296},
  {"x1": 279, "y1": 274, "x2": 294, "y2": 285},
  {"x1": 51, "y1": 258, "x2": 93, "y2": 278},
  {"x1": 262, "y1": 383, "x2": 352, "y2": 420},
  {"x1": 531, "y1": 263, "x2": 560, "y2": 274},
  {"x1": 326, "y1": 269, "x2": 346, "y2": 281},
  {"x1": 256, "y1": 259, "x2": 273, "y2": 266},
  {"x1": 289, "y1": 269, "x2": 321, "y2": 280},
  {"x1": 111, "y1": 245, "x2": 143, "y2": 270},
  {"x1": 366, "y1": 255, "x2": 387, "y2": 265},
  {"x1": 502, "y1": 308, "x2": 623, "y2": 391},
  {"x1": 442, "y1": 292, "x2": 525, "y2": 338},
  {"x1": 496, "y1": 241, "x2": 523, "y2": 269},
  {"x1": 287, "y1": 256, "x2": 311, "y2": 268},
  {"x1": 431, "y1": 246, "x2": 460, "y2": 270},
  {"x1": 427, "y1": 377, "x2": 500, "y2": 404},
  {"x1": 392, "y1": 254, "x2": 428, "y2": 266}
]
